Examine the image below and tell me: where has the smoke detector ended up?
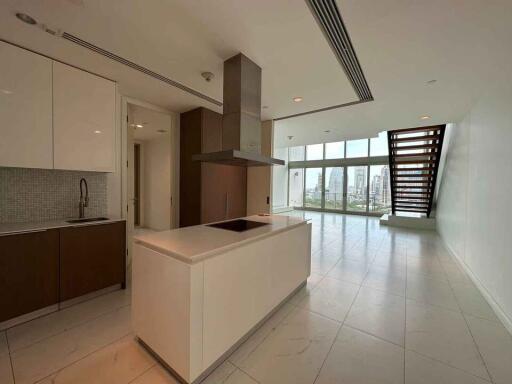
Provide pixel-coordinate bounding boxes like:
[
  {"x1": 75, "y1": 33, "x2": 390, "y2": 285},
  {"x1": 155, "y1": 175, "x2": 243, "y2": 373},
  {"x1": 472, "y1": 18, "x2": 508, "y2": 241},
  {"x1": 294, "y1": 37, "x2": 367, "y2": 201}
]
[{"x1": 201, "y1": 72, "x2": 214, "y2": 82}]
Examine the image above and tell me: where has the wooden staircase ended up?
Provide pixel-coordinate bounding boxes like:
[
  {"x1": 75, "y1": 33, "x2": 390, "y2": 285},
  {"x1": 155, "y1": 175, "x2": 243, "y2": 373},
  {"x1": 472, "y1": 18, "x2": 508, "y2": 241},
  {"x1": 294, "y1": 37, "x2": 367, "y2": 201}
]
[{"x1": 387, "y1": 125, "x2": 446, "y2": 217}]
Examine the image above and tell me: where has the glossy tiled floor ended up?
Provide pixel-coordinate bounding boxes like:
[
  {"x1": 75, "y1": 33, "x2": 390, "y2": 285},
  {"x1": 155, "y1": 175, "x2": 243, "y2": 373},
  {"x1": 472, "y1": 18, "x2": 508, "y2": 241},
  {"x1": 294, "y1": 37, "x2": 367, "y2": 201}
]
[{"x1": 2, "y1": 211, "x2": 512, "y2": 384}]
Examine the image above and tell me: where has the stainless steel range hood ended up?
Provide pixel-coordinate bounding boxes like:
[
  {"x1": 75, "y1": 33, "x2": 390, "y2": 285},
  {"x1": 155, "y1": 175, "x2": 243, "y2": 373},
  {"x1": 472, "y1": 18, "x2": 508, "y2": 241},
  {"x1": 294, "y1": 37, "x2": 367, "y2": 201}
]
[{"x1": 192, "y1": 54, "x2": 284, "y2": 167}]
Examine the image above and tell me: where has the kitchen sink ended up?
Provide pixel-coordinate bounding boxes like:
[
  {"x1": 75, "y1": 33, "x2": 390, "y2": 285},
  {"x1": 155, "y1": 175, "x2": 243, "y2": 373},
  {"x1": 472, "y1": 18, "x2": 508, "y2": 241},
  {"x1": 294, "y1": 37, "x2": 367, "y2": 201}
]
[{"x1": 66, "y1": 217, "x2": 110, "y2": 224}]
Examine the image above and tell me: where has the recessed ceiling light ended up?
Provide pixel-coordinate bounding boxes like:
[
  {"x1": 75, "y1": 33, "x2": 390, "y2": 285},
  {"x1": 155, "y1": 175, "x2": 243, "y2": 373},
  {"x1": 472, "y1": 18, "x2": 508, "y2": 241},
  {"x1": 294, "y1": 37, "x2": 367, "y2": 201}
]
[
  {"x1": 135, "y1": 124, "x2": 144, "y2": 128},
  {"x1": 420, "y1": 116, "x2": 431, "y2": 120},
  {"x1": 293, "y1": 97, "x2": 303, "y2": 103},
  {"x1": 16, "y1": 12, "x2": 37, "y2": 25},
  {"x1": 94, "y1": 130, "x2": 102, "y2": 134},
  {"x1": 426, "y1": 79, "x2": 437, "y2": 85},
  {"x1": 324, "y1": 130, "x2": 330, "y2": 133},
  {"x1": 157, "y1": 129, "x2": 167, "y2": 134},
  {"x1": 0, "y1": 89, "x2": 13, "y2": 95}
]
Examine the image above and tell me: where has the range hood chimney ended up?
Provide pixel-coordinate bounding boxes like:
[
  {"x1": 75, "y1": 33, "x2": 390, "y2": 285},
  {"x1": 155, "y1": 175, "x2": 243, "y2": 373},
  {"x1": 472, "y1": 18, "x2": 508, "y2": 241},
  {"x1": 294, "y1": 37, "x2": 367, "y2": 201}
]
[{"x1": 192, "y1": 53, "x2": 284, "y2": 166}]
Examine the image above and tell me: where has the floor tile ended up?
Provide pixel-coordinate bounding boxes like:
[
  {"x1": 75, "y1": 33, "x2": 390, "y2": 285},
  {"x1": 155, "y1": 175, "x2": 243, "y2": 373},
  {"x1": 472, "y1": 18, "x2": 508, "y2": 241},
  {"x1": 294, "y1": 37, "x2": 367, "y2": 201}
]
[
  {"x1": 0, "y1": 354, "x2": 14, "y2": 384},
  {"x1": 37, "y1": 334, "x2": 154, "y2": 384},
  {"x1": 7, "y1": 289, "x2": 131, "y2": 352},
  {"x1": 363, "y1": 265, "x2": 406, "y2": 296},
  {"x1": 229, "y1": 303, "x2": 295, "y2": 366},
  {"x1": 203, "y1": 361, "x2": 258, "y2": 384},
  {"x1": 450, "y1": 283, "x2": 499, "y2": 322},
  {"x1": 407, "y1": 258, "x2": 447, "y2": 281},
  {"x1": 310, "y1": 252, "x2": 340, "y2": 276},
  {"x1": 11, "y1": 305, "x2": 132, "y2": 384},
  {"x1": 406, "y1": 275, "x2": 459, "y2": 311},
  {"x1": 405, "y1": 350, "x2": 490, "y2": 384},
  {"x1": 465, "y1": 315, "x2": 512, "y2": 384},
  {"x1": 327, "y1": 258, "x2": 370, "y2": 285},
  {"x1": 345, "y1": 286, "x2": 405, "y2": 346},
  {"x1": 288, "y1": 274, "x2": 323, "y2": 305},
  {"x1": 341, "y1": 246, "x2": 376, "y2": 263},
  {"x1": 315, "y1": 326, "x2": 404, "y2": 384},
  {"x1": 442, "y1": 263, "x2": 474, "y2": 285},
  {"x1": 129, "y1": 365, "x2": 179, "y2": 384},
  {"x1": 235, "y1": 307, "x2": 339, "y2": 384},
  {"x1": 405, "y1": 301, "x2": 489, "y2": 380},
  {"x1": 298, "y1": 277, "x2": 359, "y2": 322}
]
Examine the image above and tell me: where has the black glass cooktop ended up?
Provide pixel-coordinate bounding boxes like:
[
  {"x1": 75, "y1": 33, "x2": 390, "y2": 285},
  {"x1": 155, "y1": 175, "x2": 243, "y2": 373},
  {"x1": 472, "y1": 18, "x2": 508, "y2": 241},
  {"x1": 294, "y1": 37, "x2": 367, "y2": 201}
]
[{"x1": 206, "y1": 219, "x2": 269, "y2": 232}]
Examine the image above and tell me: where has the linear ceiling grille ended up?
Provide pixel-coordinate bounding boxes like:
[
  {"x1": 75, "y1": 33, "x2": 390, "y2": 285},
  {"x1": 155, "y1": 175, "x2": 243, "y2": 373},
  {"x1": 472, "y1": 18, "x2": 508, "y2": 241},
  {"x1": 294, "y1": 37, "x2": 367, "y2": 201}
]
[
  {"x1": 61, "y1": 32, "x2": 223, "y2": 107},
  {"x1": 306, "y1": 0, "x2": 373, "y2": 101}
]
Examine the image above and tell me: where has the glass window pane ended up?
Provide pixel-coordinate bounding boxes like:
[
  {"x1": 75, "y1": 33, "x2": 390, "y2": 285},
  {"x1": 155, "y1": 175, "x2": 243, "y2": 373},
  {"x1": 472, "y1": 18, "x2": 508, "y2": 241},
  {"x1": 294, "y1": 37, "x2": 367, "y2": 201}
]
[
  {"x1": 288, "y1": 168, "x2": 304, "y2": 207},
  {"x1": 369, "y1": 165, "x2": 391, "y2": 213},
  {"x1": 346, "y1": 139, "x2": 368, "y2": 158},
  {"x1": 325, "y1": 141, "x2": 345, "y2": 159},
  {"x1": 347, "y1": 166, "x2": 368, "y2": 212},
  {"x1": 289, "y1": 146, "x2": 305, "y2": 161},
  {"x1": 370, "y1": 132, "x2": 388, "y2": 157},
  {"x1": 306, "y1": 144, "x2": 323, "y2": 160},
  {"x1": 325, "y1": 167, "x2": 344, "y2": 210},
  {"x1": 305, "y1": 168, "x2": 323, "y2": 208}
]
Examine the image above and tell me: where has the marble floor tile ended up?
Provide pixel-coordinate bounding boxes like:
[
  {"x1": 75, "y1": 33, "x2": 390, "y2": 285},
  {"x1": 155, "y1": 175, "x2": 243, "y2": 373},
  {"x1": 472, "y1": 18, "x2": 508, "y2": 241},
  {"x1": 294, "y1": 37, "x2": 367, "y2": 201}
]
[
  {"x1": 405, "y1": 350, "x2": 490, "y2": 384},
  {"x1": 450, "y1": 282, "x2": 499, "y2": 322},
  {"x1": 341, "y1": 246, "x2": 377, "y2": 263},
  {"x1": 7, "y1": 289, "x2": 131, "y2": 352},
  {"x1": 288, "y1": 274, "x2": 324, "y2": 305},
  {"x1": 405, "y1": 301, "x2": 489, "y2": 380},
  {"x1": 407, "y1": 258, "x2": 447, "y2": 281},
  {"x1": 0, "y1": 354, "x2": 14, "y2": 384},
  {"x1": 310, "y1": 252, "x2": 340, "y2": 276},
  {"x1": 203, "y1": 361, "x2": 258, "y2": 384},
  {"x1": 298, "y1": 276, "x2": 359, "y2": 322},
  {"x1": 373, "y1": 251, "x2": 407, "y2": 272},
  {"x1": 363, "y1": 264, "x2": 407, "y2": 296},
  {"x1": 345, "y1": 286, "x2": 405, "y2": 346},
  {"x1": 315, "y1": 326, "x2": 404, "y2": 384},
  {"x1": 442, "y1": 263, "x2": 475, "y2": 286},
  {"x1": 229, "y1": 303, "x2": 295, "y2": 366},
  {"x1": 129, "y1": 365, "x2": 179, "y2": 384},
  {"x1": 235, "y1": 307, "x2": 339, "y2": 384},
  {"x1": 327, "y1": 258, "x2": 370, "y2": 285},
  {"x1": 406, "y1": 274, "x2": 459, "y2": 311},
  {"x1": 37, "y1": 334, "x2": 154, "y2": 384},
  {"x1": 465, "y1": 315, "x2": 512, "y2": 384},
  {"x1": 11, "y1": 305, "x2": 132, "y2": 384}
]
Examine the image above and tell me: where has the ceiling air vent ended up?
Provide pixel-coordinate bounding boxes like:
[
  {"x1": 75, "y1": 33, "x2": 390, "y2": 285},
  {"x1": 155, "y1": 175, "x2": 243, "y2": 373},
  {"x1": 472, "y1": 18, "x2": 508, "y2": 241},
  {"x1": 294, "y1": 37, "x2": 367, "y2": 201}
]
[
  {"x1": 61, "y1": 32, "x2": 222, "y2": 107},
  {"x1": 306, "y1": 0, "x2": 373, "y2": 101}
]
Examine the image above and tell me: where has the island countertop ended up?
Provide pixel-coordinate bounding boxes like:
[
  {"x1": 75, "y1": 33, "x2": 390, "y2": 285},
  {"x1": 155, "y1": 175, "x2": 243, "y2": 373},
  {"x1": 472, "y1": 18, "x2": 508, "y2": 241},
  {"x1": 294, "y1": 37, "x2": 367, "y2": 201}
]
[{"x1": 133, "y1": 215, "x2": 308, "y2": 264}]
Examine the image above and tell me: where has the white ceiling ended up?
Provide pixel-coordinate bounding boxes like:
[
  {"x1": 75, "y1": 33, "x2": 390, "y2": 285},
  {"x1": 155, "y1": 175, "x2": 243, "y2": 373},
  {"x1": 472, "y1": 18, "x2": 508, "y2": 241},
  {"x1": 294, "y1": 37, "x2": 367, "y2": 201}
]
[
  {"x1": 1, "y1": 0, "x2": 511, "y2": 148},
  {"x1": 0, "y1": 0, "x2": 357, "y2": 119},
  {"x1": 129, "y1": 104, "x2": 171, "y2": 141}
]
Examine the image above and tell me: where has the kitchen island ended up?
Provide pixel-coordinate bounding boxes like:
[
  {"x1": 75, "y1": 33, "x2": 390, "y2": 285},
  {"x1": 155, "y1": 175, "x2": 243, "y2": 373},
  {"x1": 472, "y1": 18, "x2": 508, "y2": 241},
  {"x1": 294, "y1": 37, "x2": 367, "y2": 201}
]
[{"x1": 132, "y1": 215, "x2": 311, "y2": 383}]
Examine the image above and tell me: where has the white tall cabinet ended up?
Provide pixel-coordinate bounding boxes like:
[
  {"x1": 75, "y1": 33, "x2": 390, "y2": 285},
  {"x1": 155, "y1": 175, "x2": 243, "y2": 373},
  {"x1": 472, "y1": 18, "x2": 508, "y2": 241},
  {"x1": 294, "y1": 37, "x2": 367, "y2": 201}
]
[
  {"x1": 53, "y1": 62, "x2": 116, "y2": 172},
  {"x1": 0, "y1": 41, "x2": 53, "y2": 169},
  {"x1": 0, "y1": 41, "x2": 116, "y2": 172}
]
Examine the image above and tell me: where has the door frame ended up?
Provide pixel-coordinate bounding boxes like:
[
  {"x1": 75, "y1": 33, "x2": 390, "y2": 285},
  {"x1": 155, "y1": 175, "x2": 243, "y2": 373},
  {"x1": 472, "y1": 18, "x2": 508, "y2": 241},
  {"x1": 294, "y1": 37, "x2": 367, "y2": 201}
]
[{"x1": 120, "y1": 97, "x2": 179, "y2": 263}]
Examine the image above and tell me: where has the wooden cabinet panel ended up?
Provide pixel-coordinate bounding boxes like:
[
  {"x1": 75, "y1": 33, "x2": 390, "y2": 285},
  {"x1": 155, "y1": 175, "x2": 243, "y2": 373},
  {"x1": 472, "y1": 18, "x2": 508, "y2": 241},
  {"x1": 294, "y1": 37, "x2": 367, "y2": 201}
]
[
  {"x1": 0, "y1": 41, "x2": 53, "y2": 169},
  {"x1": 60, "y1": 222, "x2": 126, "y2": 301},
  {"x1": 0, "y1": 230, "x2": 59, "y2": 322},
  {"x1": 53, "y1": 61, "x2": 116, "y2": 172}
]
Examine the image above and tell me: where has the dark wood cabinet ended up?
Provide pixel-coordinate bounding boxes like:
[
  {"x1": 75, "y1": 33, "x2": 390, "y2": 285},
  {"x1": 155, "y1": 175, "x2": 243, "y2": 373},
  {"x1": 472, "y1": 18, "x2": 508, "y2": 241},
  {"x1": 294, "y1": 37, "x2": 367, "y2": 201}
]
[
  {"x1": 180, "y1": 107, "x2": 247, "y2": 227},
  {"x1": 0, "y1": 229, "x2": 59, "y2": 322},
  {"x1": 59, "y1": 222, "x2": 126, "y2": 301}
]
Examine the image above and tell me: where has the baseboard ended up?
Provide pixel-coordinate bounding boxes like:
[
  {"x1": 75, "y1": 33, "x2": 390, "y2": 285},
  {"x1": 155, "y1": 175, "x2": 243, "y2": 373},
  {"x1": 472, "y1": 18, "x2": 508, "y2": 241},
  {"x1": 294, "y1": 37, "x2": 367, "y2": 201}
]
[{"x1": 439, "y1": 235, "x2": 512, "y2": 335}]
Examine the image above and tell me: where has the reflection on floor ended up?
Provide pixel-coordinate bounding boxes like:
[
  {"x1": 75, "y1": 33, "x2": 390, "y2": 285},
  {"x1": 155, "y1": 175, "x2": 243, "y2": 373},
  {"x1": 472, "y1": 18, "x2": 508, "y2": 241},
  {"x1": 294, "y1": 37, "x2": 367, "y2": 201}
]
[{"x1": 2, "y1": 211, "x2": 512, "y2": 384}]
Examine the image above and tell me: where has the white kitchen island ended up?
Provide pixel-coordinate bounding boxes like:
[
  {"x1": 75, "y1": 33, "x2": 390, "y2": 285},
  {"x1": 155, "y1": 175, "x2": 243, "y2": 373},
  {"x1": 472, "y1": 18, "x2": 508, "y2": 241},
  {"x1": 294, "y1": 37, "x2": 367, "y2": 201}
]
[{"x1": 132, "y1": 215, "x2": 311, "y2": 383}]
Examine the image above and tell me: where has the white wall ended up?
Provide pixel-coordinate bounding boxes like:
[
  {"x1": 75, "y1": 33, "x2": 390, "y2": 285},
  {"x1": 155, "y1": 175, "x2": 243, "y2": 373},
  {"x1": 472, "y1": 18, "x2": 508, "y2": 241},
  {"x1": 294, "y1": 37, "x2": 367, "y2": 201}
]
[
  {"x1": 143, "y1": 136, "x2": 172, "y2": 230},
  {"x1": 437, "y1": 81, "x2": 512, "y2": 332},
  {"x1": 271, "y1": 147, "x2": 289, "y2": 212}
]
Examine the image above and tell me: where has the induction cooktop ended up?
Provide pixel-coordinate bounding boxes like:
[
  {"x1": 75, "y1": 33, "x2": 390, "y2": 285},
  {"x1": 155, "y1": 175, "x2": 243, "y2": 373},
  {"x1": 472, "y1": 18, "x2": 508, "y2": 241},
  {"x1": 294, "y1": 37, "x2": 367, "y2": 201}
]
[{"x1": 206, "y1": 219, "x2": 268, "y2": 232}]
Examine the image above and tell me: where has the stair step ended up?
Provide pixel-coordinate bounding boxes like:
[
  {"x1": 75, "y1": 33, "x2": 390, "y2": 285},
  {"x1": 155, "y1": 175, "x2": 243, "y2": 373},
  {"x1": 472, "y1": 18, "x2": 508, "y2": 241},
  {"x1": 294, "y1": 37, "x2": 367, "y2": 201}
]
[
  {"x1": 395, "y1": 186, "x2": 432, "y2": 190},
  {"x1": 394, "y1": 174, "x2": 433, "y2": 178},
  {"x1": 392, "y1": 144, "x2": 438, "y2": 151},
  {"x1": 395, "y1": 203, "x2": 429, "y2": 208},
  {"x1": 395, "y1": 196, "x2": 430, "y2": 201},
  {"x1": 394, "y1": 191, "x2": 431, "y2": 195},
  {"x1": 395, "y1": 208, "x2": 428, "y2": 213},
  {"x1": 393, "y1": 159, "x2": 436, "y2": 165},
  {"x1": 390, "y1": 125, "x2": 444, "y2": 135},
  {"x1": 392, "y1": 135, "x2": 440, "y2": 143},
  {"x1": 393, "y1": 152, "x2": 436, "y2": 158},
  {"x1": 394, "y1": 168, "x2": 435, "y2": 173}
]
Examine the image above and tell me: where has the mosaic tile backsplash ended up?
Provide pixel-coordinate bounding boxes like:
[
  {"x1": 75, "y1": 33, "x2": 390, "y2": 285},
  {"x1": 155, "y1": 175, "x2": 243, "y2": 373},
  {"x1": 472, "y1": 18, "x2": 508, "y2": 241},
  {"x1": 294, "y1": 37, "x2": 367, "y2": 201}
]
[{"x1": 0, "y1": 167, "x2": 107, "y2": 224}]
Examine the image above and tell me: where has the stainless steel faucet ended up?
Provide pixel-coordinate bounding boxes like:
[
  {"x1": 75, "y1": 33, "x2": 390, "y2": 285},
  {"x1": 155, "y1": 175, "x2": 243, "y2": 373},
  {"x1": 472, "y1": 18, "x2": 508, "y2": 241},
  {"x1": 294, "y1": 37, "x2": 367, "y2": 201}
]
[{"x1": 79, "y1": 178, "x2": 89, "y2": 218}]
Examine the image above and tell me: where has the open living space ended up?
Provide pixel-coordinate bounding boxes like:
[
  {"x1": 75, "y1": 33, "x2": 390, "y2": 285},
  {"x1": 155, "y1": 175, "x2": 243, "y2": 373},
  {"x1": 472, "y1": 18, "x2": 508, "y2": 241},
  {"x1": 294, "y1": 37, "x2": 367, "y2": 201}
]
[{"x1": 1, "y1": 1, "x2": 511, "y2": 383}]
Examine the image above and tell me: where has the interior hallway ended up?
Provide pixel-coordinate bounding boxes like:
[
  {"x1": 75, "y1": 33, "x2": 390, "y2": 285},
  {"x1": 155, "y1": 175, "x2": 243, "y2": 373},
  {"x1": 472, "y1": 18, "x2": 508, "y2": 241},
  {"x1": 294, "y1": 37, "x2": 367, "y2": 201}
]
[{"x1": 1, "y1": 211, "x2": 511, "y2": 384}]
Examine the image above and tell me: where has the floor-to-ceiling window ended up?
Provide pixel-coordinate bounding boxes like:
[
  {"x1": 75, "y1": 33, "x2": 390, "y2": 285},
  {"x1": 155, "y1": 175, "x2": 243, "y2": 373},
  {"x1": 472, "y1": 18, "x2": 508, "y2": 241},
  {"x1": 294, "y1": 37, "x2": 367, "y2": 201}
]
[{"x1": 285, "y1": 133, "x2": 391, "y2": 216}]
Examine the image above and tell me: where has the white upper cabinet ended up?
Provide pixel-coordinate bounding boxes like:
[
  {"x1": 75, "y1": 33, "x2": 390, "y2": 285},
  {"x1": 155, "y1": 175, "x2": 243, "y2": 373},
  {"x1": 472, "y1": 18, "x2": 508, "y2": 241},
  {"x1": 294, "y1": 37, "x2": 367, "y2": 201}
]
[
  {"x1": 0, "y1": 41, "x2": 53, "y2": 169},
  {"x1": 53, "y1": 61, "x2": 116, "y2": 172}
]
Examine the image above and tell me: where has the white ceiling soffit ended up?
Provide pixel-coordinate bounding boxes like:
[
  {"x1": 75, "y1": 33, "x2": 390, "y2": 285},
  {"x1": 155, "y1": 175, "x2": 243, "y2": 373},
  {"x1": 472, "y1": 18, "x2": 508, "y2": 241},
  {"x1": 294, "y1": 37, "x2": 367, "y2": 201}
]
[
  {"x1": 0, "y1": 0, "x2": 361, "y2": 118},
  {"x1": 274, "y1": 0, "x2": 512, "y2": 148}
]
